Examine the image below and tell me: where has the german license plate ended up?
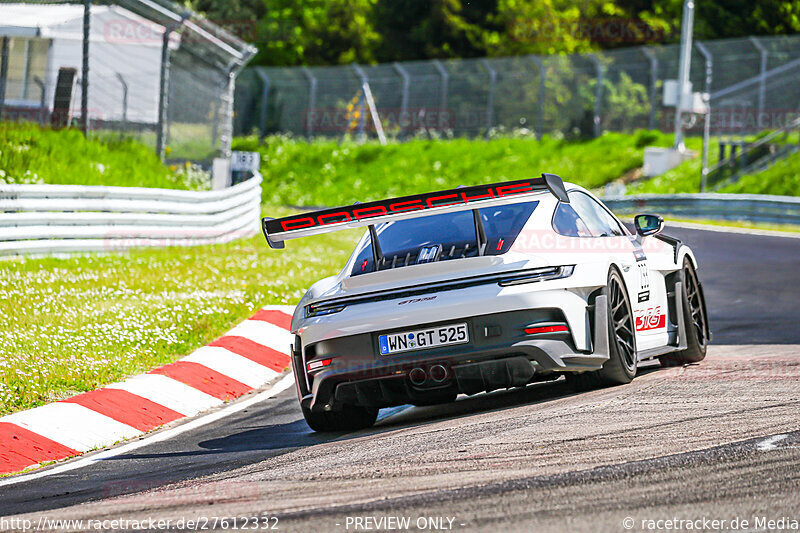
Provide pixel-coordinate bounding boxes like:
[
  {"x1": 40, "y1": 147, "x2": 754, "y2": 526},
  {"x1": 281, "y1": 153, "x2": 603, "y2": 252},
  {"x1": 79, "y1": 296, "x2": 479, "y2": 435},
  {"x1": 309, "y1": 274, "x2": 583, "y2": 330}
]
[{"x1": 378, "y1": 323, "x2": 469, "y2": 355}]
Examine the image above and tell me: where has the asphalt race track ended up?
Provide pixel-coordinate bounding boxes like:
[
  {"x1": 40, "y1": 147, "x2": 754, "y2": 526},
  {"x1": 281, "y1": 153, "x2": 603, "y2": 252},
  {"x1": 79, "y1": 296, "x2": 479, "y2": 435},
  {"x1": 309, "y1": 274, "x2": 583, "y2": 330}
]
[{"x1": 2, "y1": 226, "x2": 799, "y2": 532}]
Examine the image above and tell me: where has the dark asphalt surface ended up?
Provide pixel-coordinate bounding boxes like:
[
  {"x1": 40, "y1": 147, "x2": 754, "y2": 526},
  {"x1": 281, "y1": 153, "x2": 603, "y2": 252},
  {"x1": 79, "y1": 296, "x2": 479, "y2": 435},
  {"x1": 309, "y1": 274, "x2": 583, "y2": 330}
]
[
  {"x1": 1, "y1": 225, "x2": 799, "y2": 527},
  {"x1": 670, "y1": 227, "x2": 800, "y2": 345}
]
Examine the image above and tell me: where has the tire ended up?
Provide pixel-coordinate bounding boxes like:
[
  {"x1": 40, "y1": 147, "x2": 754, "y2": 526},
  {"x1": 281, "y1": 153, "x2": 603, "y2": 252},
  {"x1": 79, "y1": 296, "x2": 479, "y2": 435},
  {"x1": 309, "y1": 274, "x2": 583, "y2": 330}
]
[
  {"x1": 301, "y1": 404, "x2": 379, "y2": 433},
  {"x1": 568, "y1": 266, "x2": 637, "y2": 391},
  {"x1": 660, "y1": 257, "x2": 709, "y2": 367}
]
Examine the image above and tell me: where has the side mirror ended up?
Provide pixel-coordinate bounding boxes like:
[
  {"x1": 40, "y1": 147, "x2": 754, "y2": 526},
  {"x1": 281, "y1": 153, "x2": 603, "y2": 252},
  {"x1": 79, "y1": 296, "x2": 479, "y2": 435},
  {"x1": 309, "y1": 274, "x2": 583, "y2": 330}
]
[{"x1": 634, "y1": 214, "x2": 664, "y2": 237}]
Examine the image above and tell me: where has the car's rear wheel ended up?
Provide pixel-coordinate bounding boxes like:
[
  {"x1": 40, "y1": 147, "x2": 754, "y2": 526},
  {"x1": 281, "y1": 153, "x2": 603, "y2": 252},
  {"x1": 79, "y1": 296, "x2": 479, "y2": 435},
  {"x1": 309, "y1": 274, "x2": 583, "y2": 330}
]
[
  {"x1": 568, "y1": 266, "x2": 637, "y2": 391},
  {"x1": 660, "y1": 257, "x2": 709, "y2": 367},
  {"x1": 301, "y1": 404, "x2": 378, "y2": 432}
]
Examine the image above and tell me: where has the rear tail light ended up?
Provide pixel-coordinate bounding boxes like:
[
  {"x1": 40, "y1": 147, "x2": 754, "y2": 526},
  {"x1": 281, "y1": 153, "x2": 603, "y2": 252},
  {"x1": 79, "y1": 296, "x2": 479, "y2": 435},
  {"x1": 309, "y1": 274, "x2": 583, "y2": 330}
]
[
  {"x1": 305, "y1": 303, "x2": 346, "y2": 318},
  {"x1": 524, "y1": 324, "x2": 569, "y2": 335},
  {"x1": 498, "y1": 265, "x2": 574, "y2": 287},
  {"x1": 306, "y1": 358, "x2": 332, "y2": 372}
]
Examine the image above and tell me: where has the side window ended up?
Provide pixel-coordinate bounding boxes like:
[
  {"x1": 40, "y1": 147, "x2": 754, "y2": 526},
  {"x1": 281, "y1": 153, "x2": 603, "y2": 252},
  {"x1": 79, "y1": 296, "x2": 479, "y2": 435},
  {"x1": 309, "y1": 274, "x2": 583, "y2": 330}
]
[
  {"x1": 553, "y1": 191, "x2": 626, "y2": 237},
  {"x1": 552, "y1": 203, "x2": 593, "y2": 237},
  {"x1": 577, "y1": 192, "x2": 626, "y2": 236}
]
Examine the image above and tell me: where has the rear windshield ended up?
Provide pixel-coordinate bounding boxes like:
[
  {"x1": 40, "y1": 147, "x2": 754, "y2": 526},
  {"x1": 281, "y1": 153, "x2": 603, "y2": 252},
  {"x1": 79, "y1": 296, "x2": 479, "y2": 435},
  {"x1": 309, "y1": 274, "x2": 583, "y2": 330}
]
[{"x1": 350, "y1": 201, "x2": 538, "y2": 276}]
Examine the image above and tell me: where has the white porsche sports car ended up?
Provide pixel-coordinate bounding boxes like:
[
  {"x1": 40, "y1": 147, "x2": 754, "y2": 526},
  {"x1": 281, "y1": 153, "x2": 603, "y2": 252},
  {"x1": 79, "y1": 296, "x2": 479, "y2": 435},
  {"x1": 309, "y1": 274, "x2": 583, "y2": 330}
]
[{"x1": 262, "y1": 174, "x2": 710, "y2": 432}]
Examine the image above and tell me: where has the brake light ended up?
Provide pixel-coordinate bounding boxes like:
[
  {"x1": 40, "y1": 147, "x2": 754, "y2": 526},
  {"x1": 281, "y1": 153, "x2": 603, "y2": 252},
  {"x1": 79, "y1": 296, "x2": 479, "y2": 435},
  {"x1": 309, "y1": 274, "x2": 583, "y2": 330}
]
[
  {"x1": 524, "y1": 324, "x2": 569, "y2": 335},
  {"x1": 306, "y1": 358, "x2": 332, "y2": 371}
]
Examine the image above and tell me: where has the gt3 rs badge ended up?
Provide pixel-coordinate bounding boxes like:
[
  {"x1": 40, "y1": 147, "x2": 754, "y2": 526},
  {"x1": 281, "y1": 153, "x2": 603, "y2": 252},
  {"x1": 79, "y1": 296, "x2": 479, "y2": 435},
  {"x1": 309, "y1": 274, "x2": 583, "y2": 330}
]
[{"x1": 635, "y1": 306, "x2": 666, "y2": 331}]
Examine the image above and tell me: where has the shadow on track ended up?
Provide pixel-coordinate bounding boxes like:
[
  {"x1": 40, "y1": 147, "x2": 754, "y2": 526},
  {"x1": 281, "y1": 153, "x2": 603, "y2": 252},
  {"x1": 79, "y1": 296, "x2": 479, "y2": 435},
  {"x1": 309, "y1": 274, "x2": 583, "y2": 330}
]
[{"x1": 374, "y1": 366, "x2": 662, "y2": 432}]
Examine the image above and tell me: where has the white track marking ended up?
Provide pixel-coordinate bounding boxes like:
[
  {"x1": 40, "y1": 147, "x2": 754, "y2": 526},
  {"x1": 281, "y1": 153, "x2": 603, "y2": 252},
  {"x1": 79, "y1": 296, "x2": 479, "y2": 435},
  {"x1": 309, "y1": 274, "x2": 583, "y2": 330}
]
[
  {"x1": 667, "y1": 220, "x2": 800, "y2": 239},
  {"x1": 105, "y1": 374, "x2": 222, "y2": 417},
  {"x1": 183, "y1": 347, "x2": 279, "y2": 388},
  {"x1": 756, "y1": 434, "x2": 789, "y2": 451},
  {"x1": 226, "y1": 320, "x2": 294, "y2": 354},
  {"x1": 1, "y1": 403, "x2": 141, "y2": 452},
  {"x1": 260, "y1": 304, "x2": 297, "y2": 314},
  {"x1": 0, "y1": 373, "x2": 296, "y2": 488}
]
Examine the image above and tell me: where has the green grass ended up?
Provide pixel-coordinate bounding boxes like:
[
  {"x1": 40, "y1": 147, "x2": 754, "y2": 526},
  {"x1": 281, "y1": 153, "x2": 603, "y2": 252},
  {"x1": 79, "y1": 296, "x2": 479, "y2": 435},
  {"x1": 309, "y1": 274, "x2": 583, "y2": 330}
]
[
  {"x1": 0, "y1": 122, "x2": 206, "y2": 189},
  {"x1": 234, "y1": 130, "x2": 673, "y2": 206},
  {"x1": 717, "y1": 150, "x2": 800, "y2": 196},
  {"x1": 0, "y1": 207, "x2": 360, "y2": 415},
  {"x1": 625, "y1": 136, "x2": 720, "y2": 195},
  {"x1": 661, "y1": 216, "x2": 800, "y2": 234},
  {"x1": 627, "y1": 133, "x2": 800, "y2": 196}
]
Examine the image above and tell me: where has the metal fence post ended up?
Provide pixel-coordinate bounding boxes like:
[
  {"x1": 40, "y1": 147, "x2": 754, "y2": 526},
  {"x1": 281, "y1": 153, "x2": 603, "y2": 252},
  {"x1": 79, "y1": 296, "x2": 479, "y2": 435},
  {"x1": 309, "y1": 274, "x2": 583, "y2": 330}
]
[
  {"x1": 301, "y1": 67, "x2": 317, "y2": 139},
  {"x1": 155, "y1": 30, "x2": 171, "y2": 159},
  {"x1": 482, "y1": 59, "x2": 497, "y2": 135},
  {"x1": 156, "y1": 29, "x2": 174, "y2": 159},
  {"x1": 0, "y1": 37, "x2": 8, "y2": 121},
  {"x1": 749, "y1": 36, "x2": 767, "y2": 123},
  {"x1": 642, "y1": 47, "x2": 659, "y2": 130},
  {"x1": 33, "y1": 76, "x2": 46, "y2": 124},
  {"x1": 219, "y1": 67, "x2": 237, "y2": 159},
  {"x1": 155, "y1": 13, "x2": 188, "y2": 160},
  {"x1": 256, "y1": 69, "x2": 270, "y2": 140},
  {"x1": 393, "y1": 62, "x2": 410, "y2": 135},
  {"x1": 81, "y1": 0, "x2": 91, "y2": 136},
  {"x1": 353, "y1": 63, "x2": 387, "y2": 144},
  {"x1": 21, "y1": 39, "x2": 31, "y2": 100},
  {"x1": 592, "y1": 56, "x2": 605, "y2": 138},
  {"x1": 530, "y1": 56, "x2": 545, "y2": 139},
  {"x1": 352, "y1": 65, "x2": 368, "y2": 141},
  {"x1": 115, "y1": 73, "x2": 128, "y2": 135},
  {"x1": 696, "y1": 41, "x2": 713, "y2": 192},
  {"x1": 433, "y1": 59, "x2": 449, "y2": 113}
]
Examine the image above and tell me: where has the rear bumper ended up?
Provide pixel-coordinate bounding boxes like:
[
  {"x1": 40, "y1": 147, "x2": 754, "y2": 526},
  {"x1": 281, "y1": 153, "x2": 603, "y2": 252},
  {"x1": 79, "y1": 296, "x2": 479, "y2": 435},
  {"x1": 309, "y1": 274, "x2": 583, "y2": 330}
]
[{"x1": 296, "y1": 296, "x2": 609, "y2": 411}]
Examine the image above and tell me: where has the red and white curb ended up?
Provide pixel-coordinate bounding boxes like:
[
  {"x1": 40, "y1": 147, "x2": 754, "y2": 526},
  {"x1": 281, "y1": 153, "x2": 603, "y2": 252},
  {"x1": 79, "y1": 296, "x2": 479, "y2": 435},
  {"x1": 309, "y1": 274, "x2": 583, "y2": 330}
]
[{"x1": 0, "y1": 305, "x2": 295, "y2": 476}]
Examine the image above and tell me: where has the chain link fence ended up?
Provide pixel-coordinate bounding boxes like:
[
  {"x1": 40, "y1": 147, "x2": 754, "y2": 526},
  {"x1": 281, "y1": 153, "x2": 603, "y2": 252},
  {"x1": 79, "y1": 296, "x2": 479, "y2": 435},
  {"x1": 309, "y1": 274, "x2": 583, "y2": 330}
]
[
  {"x1": 0, "y1": 0, "x2": 255, "y2": 163},
  {"x1": 236, "y1": 34, "x2": 800, "y2": 141}
]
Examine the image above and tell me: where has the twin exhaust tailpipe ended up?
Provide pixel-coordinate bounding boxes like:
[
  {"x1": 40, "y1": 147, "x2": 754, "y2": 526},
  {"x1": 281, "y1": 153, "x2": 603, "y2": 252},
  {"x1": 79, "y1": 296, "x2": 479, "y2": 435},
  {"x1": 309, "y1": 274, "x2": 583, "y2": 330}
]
[{"x1": 409, "y1": 365, "x2": 448, "y2": 386}]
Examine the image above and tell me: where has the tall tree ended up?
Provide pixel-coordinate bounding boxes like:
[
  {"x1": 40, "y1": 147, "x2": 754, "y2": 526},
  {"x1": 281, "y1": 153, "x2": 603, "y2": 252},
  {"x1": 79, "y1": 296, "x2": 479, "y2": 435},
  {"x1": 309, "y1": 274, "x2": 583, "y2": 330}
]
[
  {"x1": 191, "y1": 0, "x2": 800, "y2": 66},
  {"x1": 373, "y1": 0, "x2": 500, "y2": 62},
  {"x1": 615, "y1": 0, "x2": 800, "y2": 40}
]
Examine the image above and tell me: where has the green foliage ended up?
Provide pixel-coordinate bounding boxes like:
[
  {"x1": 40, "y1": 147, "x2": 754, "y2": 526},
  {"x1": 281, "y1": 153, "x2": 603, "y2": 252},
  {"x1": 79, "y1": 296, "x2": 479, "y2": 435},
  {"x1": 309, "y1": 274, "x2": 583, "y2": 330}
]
[
  {"x1": 626, "y1": 137, "x2": 717, "y2": 194},
  {"x1": 628, "y1": 133, "x2": 800, "y2": 196},
  {"x1": 618, "y1": 0, "x2": 800, "y2": 40},
  {"x1": 488, "y1": 0, "x2": 624, "y2": 56},
  {"x1": 234, "y1": 130, "x2": 672, "y2": 206},
  {"x1": 373, "y1": 0, "x2": 500, "y2": 61},
  {"x1": 191, "y1": 0, "x2": 800, "y2": 67},
  {"x1": 719, "y1": 151, "x2": 800, "y2": 196},
  {"x1": 0, "y1": 122, "x2": 206, "y2": 190},
  {"x1": 255, "y1": 0, "x2": 379, "y2": 66}
]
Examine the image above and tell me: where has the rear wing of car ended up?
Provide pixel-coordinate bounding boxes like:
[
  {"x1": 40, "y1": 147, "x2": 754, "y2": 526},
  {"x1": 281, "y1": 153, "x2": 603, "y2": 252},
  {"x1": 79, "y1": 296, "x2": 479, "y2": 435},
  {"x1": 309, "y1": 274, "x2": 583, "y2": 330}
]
[{"x1": 262, "y1": 173, "x2": 569, "y2": 249}]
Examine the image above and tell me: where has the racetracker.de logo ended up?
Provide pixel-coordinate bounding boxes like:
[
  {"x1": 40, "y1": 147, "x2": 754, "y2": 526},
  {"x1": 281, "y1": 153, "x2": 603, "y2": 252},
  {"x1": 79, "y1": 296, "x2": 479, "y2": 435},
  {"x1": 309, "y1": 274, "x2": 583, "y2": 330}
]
[
  {"x1": 103, "y1": 19, "x2": 256, "y2": 44},
  {"x1": 303, "y1": 107, "x2": 456, "y2": 133}
]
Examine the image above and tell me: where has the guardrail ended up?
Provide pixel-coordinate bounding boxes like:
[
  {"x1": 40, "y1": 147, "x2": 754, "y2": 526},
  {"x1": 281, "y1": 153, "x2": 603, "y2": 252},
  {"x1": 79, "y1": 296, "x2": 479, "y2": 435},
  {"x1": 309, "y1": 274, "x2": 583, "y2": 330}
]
[
  {"x1": 603, "y1": 193, "x2": 800, "y2": 226},
  {"x1": 0, "y1": 175, "x2": 263, "y2": 256}
]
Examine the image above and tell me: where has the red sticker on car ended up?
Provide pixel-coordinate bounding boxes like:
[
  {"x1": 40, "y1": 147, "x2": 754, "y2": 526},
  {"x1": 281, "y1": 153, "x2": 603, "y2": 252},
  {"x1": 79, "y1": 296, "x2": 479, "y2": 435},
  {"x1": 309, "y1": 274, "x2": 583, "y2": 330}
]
[{"x1": 635, "y1": 306, "x2": 666, "y2": 331}]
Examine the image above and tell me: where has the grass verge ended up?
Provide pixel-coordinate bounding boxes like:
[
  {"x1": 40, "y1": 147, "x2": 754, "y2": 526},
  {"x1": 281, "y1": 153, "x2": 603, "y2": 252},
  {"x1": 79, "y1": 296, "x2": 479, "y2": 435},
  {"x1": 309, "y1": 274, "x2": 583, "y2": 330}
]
[
  {"x1": 0, "y1": 207, "x2": 359, "y2": 416},
  {"x1": 661, "y1": 216, "x2": 800, "y2": 234},
  {"x1": 0, "y1": 122, "x2": 207, "y2": 189},
  {"x1": 627, "y1": 133, "x2": 800, "y2": 196},
  {"x1": 234, "y1": 130, "x2": 673, "y2": 206}
]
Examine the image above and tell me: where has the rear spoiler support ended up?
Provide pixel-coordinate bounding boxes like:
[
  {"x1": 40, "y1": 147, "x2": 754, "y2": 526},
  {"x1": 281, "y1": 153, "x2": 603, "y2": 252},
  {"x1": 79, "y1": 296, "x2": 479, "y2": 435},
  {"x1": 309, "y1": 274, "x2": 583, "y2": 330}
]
[
  {"x1": 367, "y1": 224, "x2": 384, "y2": 268},
  {"x1": 262, "y1": 173, "x2": 569, "y2": 249},
  {"x1": 473, "y1": 209, "x2": 487, "y2": 256}
]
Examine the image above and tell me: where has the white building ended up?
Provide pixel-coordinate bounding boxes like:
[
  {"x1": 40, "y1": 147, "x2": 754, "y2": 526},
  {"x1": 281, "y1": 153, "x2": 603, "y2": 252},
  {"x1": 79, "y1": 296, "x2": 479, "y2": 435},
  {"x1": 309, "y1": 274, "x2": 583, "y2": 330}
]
[{"x1": 0, "y1": 2, "x2": 178, "y2": 125}]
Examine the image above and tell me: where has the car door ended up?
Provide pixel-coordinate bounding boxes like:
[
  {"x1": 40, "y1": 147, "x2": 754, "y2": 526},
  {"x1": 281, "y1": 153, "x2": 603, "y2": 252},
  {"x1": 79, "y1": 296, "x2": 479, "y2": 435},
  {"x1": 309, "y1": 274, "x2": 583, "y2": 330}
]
[
  {"x1": 576, "y1": 193, "x2": 670, "y2": 350},
  {"x1": 556, "y1": 191, "x2": 668, "y2": 352}
]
